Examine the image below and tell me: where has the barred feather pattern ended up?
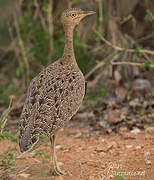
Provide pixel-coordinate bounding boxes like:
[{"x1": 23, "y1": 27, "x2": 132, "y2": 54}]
[{"x1": 19, "y1": 59, "x2": 85, "y2": 151}]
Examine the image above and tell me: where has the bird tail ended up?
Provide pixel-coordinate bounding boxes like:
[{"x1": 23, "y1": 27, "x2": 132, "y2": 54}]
[{"x1": 19, "y1": 126, "x2": 32, "y2": 152}]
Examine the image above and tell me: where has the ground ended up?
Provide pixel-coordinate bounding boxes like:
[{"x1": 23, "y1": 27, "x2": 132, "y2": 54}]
[{"x1": 0, "y1": 126, "x2": 154, "y2": 180}]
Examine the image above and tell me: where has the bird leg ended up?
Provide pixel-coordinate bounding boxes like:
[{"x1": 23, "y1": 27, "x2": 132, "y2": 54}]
[{"x1": 50, "y1": 134, "x2": 66, "y2": 176}]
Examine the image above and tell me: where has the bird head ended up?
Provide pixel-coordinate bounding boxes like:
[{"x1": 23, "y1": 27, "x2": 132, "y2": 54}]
[{"x1": 61, "y1": 8, "x2": 96, "y2": 28}]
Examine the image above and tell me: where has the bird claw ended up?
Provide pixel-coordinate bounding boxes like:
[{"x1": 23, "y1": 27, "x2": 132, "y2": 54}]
[{"x1": 50, "y1": 164, "x2": 66, "y2": 176}]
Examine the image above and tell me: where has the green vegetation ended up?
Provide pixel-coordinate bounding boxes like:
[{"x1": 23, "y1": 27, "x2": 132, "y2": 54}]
[
  {"x1": 0, "y1": 85, "x2": 18, "y2": 105},
  {"x1": 151, "y1": 86, "x2": 154, "y2": 97},
  {"x1": 84, "y1": 82, "x2": 109, "y2": 106},
  {"x1": 0, "y1": 148, "x2": 17, "y2": 168},
  {"x1": 145, "y1": 9, "x2": 154, "y2": 33},
  {"x1": 39, "y1": 134, "x2": 50, "y2": 143},
  {"x1": 32, "y1": 149, "x2": 50, "y2": 164},
  {"x1": 0, "y1": 131, "x2": 18, "y2": 142},
  {"x1": 16, "y1": 0, "x2": 97, "y2": 81},
  {"x1": 113, "y1": 172, "x2": 127, "y2": 180}
]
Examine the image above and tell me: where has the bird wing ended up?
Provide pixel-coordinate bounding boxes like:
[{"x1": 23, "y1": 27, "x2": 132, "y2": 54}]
[{"x1": 19, "y1": 60, "x2": 85, "y2": 138}]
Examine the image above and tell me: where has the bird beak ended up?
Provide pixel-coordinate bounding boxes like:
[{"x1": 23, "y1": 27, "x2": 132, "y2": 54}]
[{"x1": 83, "y1": 10, "x2": 96, "y2": 16}]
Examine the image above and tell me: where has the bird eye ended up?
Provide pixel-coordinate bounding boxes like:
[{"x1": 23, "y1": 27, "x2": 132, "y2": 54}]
[{"x1": 71, "y1": 13, "x2": 76, "y2": 18}]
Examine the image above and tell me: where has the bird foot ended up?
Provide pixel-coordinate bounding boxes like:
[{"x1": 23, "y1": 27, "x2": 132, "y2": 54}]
[{"x1": 50, "y1": 164, "x2": 66, "y2": 176}]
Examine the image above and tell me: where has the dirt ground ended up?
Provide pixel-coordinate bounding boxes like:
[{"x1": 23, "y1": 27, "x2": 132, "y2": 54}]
[{"x1": 0, "y1": 126, "x2": 154, "y2": 180}]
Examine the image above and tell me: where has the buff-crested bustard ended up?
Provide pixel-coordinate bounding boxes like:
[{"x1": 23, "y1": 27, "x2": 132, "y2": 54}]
[{"x1": 19, "y1": 8, "x2": 96, "y2": 175}]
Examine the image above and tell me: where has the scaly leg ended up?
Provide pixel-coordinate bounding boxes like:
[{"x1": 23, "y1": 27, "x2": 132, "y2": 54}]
[{"x1": 50, "y1": 133, "x2": 66, "y2": 176}]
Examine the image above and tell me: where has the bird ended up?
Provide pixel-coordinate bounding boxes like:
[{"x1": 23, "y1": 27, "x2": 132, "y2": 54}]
[{"x1": 19, "y1": 8, "x2": 96, "y2": 176}]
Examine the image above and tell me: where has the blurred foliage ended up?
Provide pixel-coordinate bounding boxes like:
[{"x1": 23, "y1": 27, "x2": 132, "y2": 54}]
[
  {"x1": 0, "y1": 130, "x2": 18, "y2": 142},
  {"x1": 84, "y1": 82, "x2": 109, "y2": 107},
  {"x1": 0, "y1": 147, "x2": 17, "y2": 168},
  {"x1": 0, "y1": 0, "x2": 154, "y2": 106},
  {"x1": 0, "y1": 85, "x2": 18, "y2": 105},
  {"x1": 0, "y1": 0, "x2": 11, "y2": 7},
  {"x1": 17, "y1": 1, "x2": 96, "y2": 77}
]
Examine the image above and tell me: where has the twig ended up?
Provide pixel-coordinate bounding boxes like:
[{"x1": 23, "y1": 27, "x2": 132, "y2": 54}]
[
  {"x1": 94, "y1": 29, "x2": 154, "y2": 55},
  {"x1": 0, "y1": 40, "x2": 16, "y2": 62},
  {"x1": 39, "y1": 13, "x2": 48, "y2": 32},
  {"x1": 142, "y1": 52, "x2": 152, "y2": 62},
  {"x1": 136, "y1": 32, "x2": 154, "y2": 44},
  {"x1": 98, "y1": 0, "x2": 103, "y2": 32},
  {"x1": 34, "y1": 0, "x2": 48, "y2": 32},
  {"x1": 13, "y1": 12, "x2": 30, "y2": 84},
  {"x1": 95, "y1": 144, "x2": 113, "y2": 153},
  {"x1": 16, "y1": 138, "x2": 39, "y2": 160},
  {"x1": 17, "y1": 166, "x2": 31, "y2": 174},
  {"x1": 85, "y1": 53, "x2": 119, "y2": 79},
  {"x1": 33, "y1": 0, "x2": 40, "y2": 20},
  {"x1": 9, "y1": 24, "x2": 26, "y2": 87},
  {"x1": 0, "y1": 96, "x2": 14, "y2": 133},
  {"x1": 111, "y1": 61, "x2": 154, "y2": 67},
  {"x1": 47, "y1": 0, "x2": 54, "y2": 58},
  {"x1": 85, "y1": 60, "x2": 154, "y2": 79},
  {"x1": 88, "y1": 71, "x2": 104, "y2": 88}
]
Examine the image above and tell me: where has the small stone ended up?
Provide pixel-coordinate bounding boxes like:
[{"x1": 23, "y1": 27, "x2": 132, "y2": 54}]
[
  {"x1": 73, "y1": 132, "x2": 82, "y2": 138},
  {"x1": 129, "y1": 98, "x2": 140, "y2": 108},
  {"x1": 145, "y1": 160, "x2": 151, "y2": 165},
  {"x1": 101, "y1": 138, "x2": 105, "y2": 142},
  {"x1": 101, "y1": 165, "x2": 106, "y2": 169},
  {"x1": 119, "y1": 127, "x2": 128, "y2": 132},
  {"x1": 126, "y1": 145, "x2": 133, "y2": 149},
  {"x1": 18, "y1": 173, "x2": 31, "y2": 178},
  {"x1": 107, "y1": 109, "x2": 121, "y2": 124},
  {"x1": 69, "y1": 129, "x2": 81, "y2": 136},
  {"x1": 87, "y1": 161, "x2": 96, "y2": 167},
  {"x1": 145, "y1": 127, "x2": 154, "y2": 135},
  {"x1": 144, "y1": 151, "x2": 150, "y2": 157},
  {"x1": 109, "y1": 141, "x2": 117, "y2": 148},
  {"x1": 56, "y1": 145, "x2": 62, "y2": 149},
  {"x1": 55, "y1": 176, "x2": 64, "y2": 180},
  {"x1": 58, "y1": 162, "x2": 64, "y2": 166},
  {"x1": 145, "y1": 134, "x2": 152, "y2": 140},
  {"x1": 100, "y1": 152, "x2": 106, "y2": 156},
  {"x1": 136, "y1": 145, "x2": 141, "y2": 150},
  {"x1": 123, "y1": 133, "x2": 136, "y2": 139},
  {"x1": 81, "y1": 160, "x2": 87, "y2": 165},
  {"x1": 130, "y1": 128, "x2": 141, "y2": 134},
  {"x1": 69, "y1": 130, "x2": 82, "y2": 138}
]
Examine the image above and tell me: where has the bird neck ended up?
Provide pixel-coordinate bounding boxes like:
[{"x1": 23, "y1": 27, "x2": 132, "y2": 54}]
[{"x1": 62, "y1": 25, "x2": 76, "y2": 63}]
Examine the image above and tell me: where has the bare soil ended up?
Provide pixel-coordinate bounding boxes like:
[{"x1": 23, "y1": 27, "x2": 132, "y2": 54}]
[{"x1": 0, "y1": 127, "x2": 154, "y2": 180}]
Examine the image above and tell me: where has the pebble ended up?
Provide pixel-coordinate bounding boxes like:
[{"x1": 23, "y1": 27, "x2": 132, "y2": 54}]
[
  {"x1": 144, "y1": 151, "x2": 150, "y2": 157},
  {"x1": 145, "y1": 160, "x2": 151, "y2": 165},
  {"x1": 69, "y1": 129, "x2": 81, "y2": 136},
  {"x1": 58, "y1": 162, "x2": 64, "y2": 166},
  {"x1": 126, "y1": 145, "x2": 133, "y2": 149},
  {"x1": 107, "y1": 141, "x2": 117, "y2": 148},
  {"x1": 100, "y1": 152, "x2": 106, "y2": 156},
  {"x1": 87, "y1": 161, "x2": 96, "y2": 167},
  {"x1": 55, "y1": 177, "x2": 64, "y2": 180},
  {"x1": 123, "y1": 133, "x2": 136, "y2": 139},
  {"x1": 18, "y1": 173, "x2": 31, "y2": 179},
  {"x1": 145, "y1": 134, "x2": 152, "y2": 140},
  {"x1": 130, "y1": 128, "x2": 141, "y2": 134},
  {"x1": 101, "y1": 138, "x2": 105, "y2": 142},
  {"x1": 145, "y1": 127, "x2": 154, "y2": 135},
  {"x1": 119, "y1": 127, "x2": 128, "y2": 132},
  {"x1": 56, "y1": 145, "x2": 62, "y2": 149},
  {"x1": 73, "y1": 132, "x2": 82, "y2": 138},
  {"x1": 136, "y1": 145, "x2": 141, "y2": 150}
]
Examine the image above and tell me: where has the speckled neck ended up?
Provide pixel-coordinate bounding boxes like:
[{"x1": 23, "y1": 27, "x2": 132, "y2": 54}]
[{"x1": 62, "y1": 25, "x2": 76, "y2": 64}]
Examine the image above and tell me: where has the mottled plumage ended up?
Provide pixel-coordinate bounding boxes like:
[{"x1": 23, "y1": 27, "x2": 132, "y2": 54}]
[
  {"x1": 19, "y1": 8, "x2": 96, "y2": 175},
  {"x1": 19, "y1": 61, "x2": 85, "y2": 149}
]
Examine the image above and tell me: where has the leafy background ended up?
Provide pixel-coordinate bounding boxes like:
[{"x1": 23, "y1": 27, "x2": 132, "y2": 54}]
[{"x1": 0, "y1": 0, "x2": 154, "y2": 135}]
